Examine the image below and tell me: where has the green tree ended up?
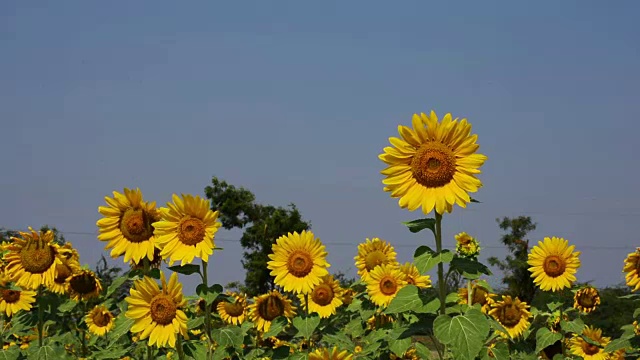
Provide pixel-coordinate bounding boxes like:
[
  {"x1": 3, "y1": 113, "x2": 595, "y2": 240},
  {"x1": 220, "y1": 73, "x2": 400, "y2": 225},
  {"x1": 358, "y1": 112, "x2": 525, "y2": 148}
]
[
  {"x1": 487, "y1": 216, "x2": 538, "y2": 303},
  {"x1": 205, "y1": 176, "x2": 311, "y2": 296}
]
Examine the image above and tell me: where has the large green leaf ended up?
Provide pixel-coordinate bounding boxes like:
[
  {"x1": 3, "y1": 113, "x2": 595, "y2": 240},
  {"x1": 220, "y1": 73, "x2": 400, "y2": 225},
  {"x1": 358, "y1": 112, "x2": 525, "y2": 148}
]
[
  {"x1": 433, "y1": 308, "x2": 490, "y2": 360},
  {"x1": 535, "y1": 328, "x2": 563, "y2": 354},
  {"x1": 402, "y1": 218, "x2": 436, "y2": 235},
  {"x1": 108, "y1": 315, "x2": 135, "y2": 344},
  {"x1": 389, "y1": 337, "x2": 412, "y2": 357},
  {"x1": 262, "y1": 317, "x2": 288, "y2": 338},
  {"x1": 57, "y1": 299, "x2": 77, "y2": 313},
  {"x1": 196, "y1": 283, "x2": 224, "y2": 305},
  {"x1": 168, "y1": 264, "x2": 201, "y2": 276},
  {"x1": 560, "y1": 318, "x2": 585, "y2": 334},
  {"x1": 414, "y1": 343, "x2": 433, "y2": 359},
  {"x1": 450, "y1": 257, "x2": 492, "y2": 279},
  {"x1": 26, "y1": 344, "x2": 66, "y2": 359},
  {"x1": 321, "y1": 333, "x2": 352, "y2": 349},
  {"x1": 105, "y1": 276, "x2": 128, "y2": 298},
  {"x1": 414, "y1": 246, "x2": 453, "y2": 274},
  {"x1": 212, "y1": 326, "x2": 244, "y2": 350},
  {"x1": 604, "y1": 337, "x2": 631, "y2": 352},
  {"x1": 345, "y1": 318, "x2": 365, "y2": 338},
  {"x1": 293, "y1": 315, "x2": 320, "y2": 339},
  {"x1": 385, "y1": 285, "x2": 423, "y2": 314},
  {"x1": 480, "y1": 342, "x2": 509, "y2": 360},
  {"x1": 287, "y1": 353, "x2": 309, "y2": 360},
  {"x1": 0, "y1": 347, "x2": 19, "y2": 360}
]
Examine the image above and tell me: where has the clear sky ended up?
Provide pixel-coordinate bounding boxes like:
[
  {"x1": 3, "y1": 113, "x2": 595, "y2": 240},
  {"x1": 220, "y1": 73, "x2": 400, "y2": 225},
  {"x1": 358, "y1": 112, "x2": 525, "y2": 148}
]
[{"x1": 2, "y1": 1, "x2": 639, "y2": 295}]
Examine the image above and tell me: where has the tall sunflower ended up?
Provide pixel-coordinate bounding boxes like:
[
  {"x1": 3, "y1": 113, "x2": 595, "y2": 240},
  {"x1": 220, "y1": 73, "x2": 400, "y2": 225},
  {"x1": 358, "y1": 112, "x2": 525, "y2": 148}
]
[
  {"x1": 85, "y1": 305, "x2": 115, "y2": 336},
  {"x1": 623, "y1": 248, "x2": 640, "y2": 292},
  {"x1": 267, "y1": 231, "x2": 330, "y2": 295},
  {"x1": 216, "y1": 292, "x2": 247, "y2": 326},
  {"x1": 573, "y1": 286, "x2": 600, "y2": 313},
  {"x1": 379, "y1": 110, "x2": 487, "y2": 215},
  {"x1": 153, "y1": 194, "x2": 222, "y2": 265},
  {"x1": 97, "y1": 188, "x2": 161, "y2": 264},
  {"x1": 309, "y1": 347, "x2": 353, "y2": 360},
  {"x1": 248, "y1": 291, "x2": 296, "y2": 333},
  {"x1": 354, "y1": 238, "x2": 398, "y2": 280},
  {"x1": 489, "y1": 295, "x2": 531, "y2": 339},
  {"x1": 298, "y1": 275, "x2": 344, "y2": 318},
  {"x1": 399, "y1": 262, "x2": 431, "y2": 289},
  {"x1": 125, "y1": 272, "x2": 188, "y2": 348},
  {"x1": 458, "y1": 281, "x2": 494, "y2": 314},
  {"x1": 0, "y1": 287, "x2": 36, "y2": 317},
  {"x1": 3, "y1": 228, "x2": 61, "y2": 290},
  {"x1": 569, "y1": 326, "x2": 610, "y2": 360},
  {"x1": 366, "y1": 264, "x2": 406, "y2": 308},
  {"x1": 527, "y1": 237, "x2": 581, "y2": 292},
  {"x1": 67, "y1": 269, "x2": 103, "y2": 302}
]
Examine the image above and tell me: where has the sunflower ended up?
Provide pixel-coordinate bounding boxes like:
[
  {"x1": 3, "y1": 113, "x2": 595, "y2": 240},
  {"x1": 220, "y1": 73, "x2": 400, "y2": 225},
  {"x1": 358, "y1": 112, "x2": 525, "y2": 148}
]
[
  {"x1": 569, "y1": 326, "x2": 610, "y2": 360},
  {"x1": 0, "y1": 287, "x2": 36, "y2": 316},
  {"x1": 67, "y1": 269, "x2": 103, "y2": 301},
  {"x1": 341, "y1": 288, "x2": 355, "y2": 305},
  {"x1": 309, "y1": 347, "x2": 353, "y2": 360},
  {"x1": 216, "y1": 292, "x2": 247, "y2": 326},
  {"x1": 3, "y1": 228, "x2": 62, "y2": 290},
  {"x1": 379, "y1": 110, "x2": 487, "y2": 215},
  {"x1": 366, "y1": 313, "x2": 395, "y2": 330},
  {"x1": 455, "y1": 232, "x2": 480, "y2": 258},
  {"x1": 574, "y1": 286, "x2": 600, "y2": 313},
  {"x1": 527, "y1": 237, "x2": 581, "y2": 292},
  {"x1": 248, "y1": 291, "x2": 296, "y2": 333},
  {"x1": 298, "y1": 275, "x2": 344, "y2": 318},
  {"x1": 458, "y1": 281, "x2": 494, "y2": 314},
  {"x1": 97, "y1": 188, "x2": 161, "y2": 264},
  {"x1": 125, "y1": 271, "x2": 188, "y2": 348},
  {"x1": 354, "y1": 237, "x2": 398, "y2": 280},
  {"x1": 130, "y1": 247, "x2": 163, "y2": 271},
  {"x1": 366, "y1": 264, "x2": 406, "y2": 308},
  {"x1": 399, "y1": 262, "x2": 431, "y2": 289},
  {"x1": 623, "y1": 248, "x2": 640, "y2": 292},
  {"x1": 267, "y1": 230, "x2": 330, "y2": 295},
  {"x1": 152, "y1": 194, "x2": 222, "y2": 266},
  {"x1": 489, "y1": 295, "x2": 531, "y2": 339},
  {"x1": 48, "y1": 246, "x2": 81, "y2": 295},
  {"x1": 85, "y1": 305, "x2": 115, "y2": 336}
]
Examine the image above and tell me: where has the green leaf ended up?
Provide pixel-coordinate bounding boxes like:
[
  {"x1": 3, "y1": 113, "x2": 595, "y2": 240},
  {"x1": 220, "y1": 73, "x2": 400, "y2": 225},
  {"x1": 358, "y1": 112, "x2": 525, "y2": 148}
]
[
  {"x1": 414, "y1": 343, "x2": 433, "y2": 360},
  {"x1": 535, "y1": 328, "x2": 563, "y2": 354},
  {"x1": 262, "y1": 316, "x2": 288, "y2": 338},
  {"x1": 433, "y1": 308, "x2": 490, "y2": 360},
  {"x1": 416, "y1": 298, "x2": 440, "y2": 314},
  {"x1": 293, "y1": 315, "x2": 320, "y2": 339},
  {"x1": 560, "y1": 318, "x2": 585, "y2": 334},
  {"x1": 57, "y1": 299, "x2": 77, "y2": 313},
  {"x1": 0, "y1": 346, "x2": 20, "y2": 360},
  {"x1": 483, "y1": 342, "x2": 509, "y2": 360},
  {"x1": 604, "y1": 337, "x2": 631, "y2": 352},
  {"x1": 272, "y1": 347, "x2": 291, "y2": 360},
  {"x1": 212, "y1": 326, "x2": 244, "y2": 351},
  {"x1": 450, "y1": 257, "x2": 492, "y2": 279},
  {"x1": 169, "y1": 264, "x2": 201, "y2": 276},
  {"x1": 470, "y1": 198, "x2": 481, "y2": 203},
  {"x1": 345, "y1": 318, "x2": 365, "y2": 338},
  {"x1": 109, "y1": 315, "x2": 135, "y2": 344},
  {"x1": 287, "y1": 353, "x2": 308, "y2": 360},
  {"x1": 389, "y1": 337, "x2": 412, "y2": 357},
  {"x1": 27, "y1": 344, "x2": 65, "y2": 359},
  {"x1": 184, "y1": 341, "x2": 208, "y2": 359},
  {"x1": 385, "y1": 285, "x2": 423, "y2": 314},
  {"x1": 403, "y1": 218, "x2": 436, "y2": 234},
  {"x1": 148, "y1": 268, "x2": 161, "y2": 279},
  {"x1": 321, "y1": 333, "x2": 352, "y2": 349},
  {"x1": 634, "y1": 307, "x2": 640, "y2": 318},
  {"x1": 475, "y1": 279, "x2": 493, "y2": 293},
  {"x1": 414, "y1": 246, "x2": 453, "y2": 274},
  {"x1": 196, "y1": 283, "x2": 224, "y2": 305},
  {"x1": 547, "y1": 301, "x2": 563, "y2": 312},
  {"x1": 213, "y1": 347, "x2": 232, "y2": 360},
  {"x1": 187, "y1": 316, "x2": 205, "y2": 330},
  {"x1": 106, "y1": 276, "x2": 128, "y2": 298}
]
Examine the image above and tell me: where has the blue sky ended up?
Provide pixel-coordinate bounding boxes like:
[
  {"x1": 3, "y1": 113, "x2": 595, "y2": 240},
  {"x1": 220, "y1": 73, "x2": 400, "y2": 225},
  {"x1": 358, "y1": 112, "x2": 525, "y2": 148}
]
[{"x1": 2, "y1": 1, "x2": 639, "y2": 295}]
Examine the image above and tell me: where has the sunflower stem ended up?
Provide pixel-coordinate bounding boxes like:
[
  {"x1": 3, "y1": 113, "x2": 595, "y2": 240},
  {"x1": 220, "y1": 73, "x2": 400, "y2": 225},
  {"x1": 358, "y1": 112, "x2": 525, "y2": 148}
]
[
  {"x1": 467, "y1": 279, "x2": 473, "y2": 309},
  {"x1": 80, "y1": 301, "x2": 87, "y2": 357},
  {"x1": 559, "y1": 306, "x2": 566, "y2": 357},
  {"x1": 176, "y1": 334, "x2": 186, "y2": 360},
  {"x1": 143, "y1": 258, "x2": 151, "y2": 276},
  {"x1": 202, "y1": 259, "x2": 214, "y2": 359},
  {"x1": 434, "y1": 212, "x2": 446, "y2": 316},
  {"x1": 37, "y1": 287, "x2": 44, "y2": 347},
  {"x1": 146, "y1": 344, "x2": 153, "y2": 360},
  {"x1": 304, "y1": 293, "x2": 310, "y2": 351}
]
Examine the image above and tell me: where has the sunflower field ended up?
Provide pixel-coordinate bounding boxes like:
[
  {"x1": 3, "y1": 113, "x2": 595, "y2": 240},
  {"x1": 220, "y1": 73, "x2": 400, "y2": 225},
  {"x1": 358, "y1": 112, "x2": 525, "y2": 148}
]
[{"x1": 2, "y1": 110, "x2": 640, "y2": 360}]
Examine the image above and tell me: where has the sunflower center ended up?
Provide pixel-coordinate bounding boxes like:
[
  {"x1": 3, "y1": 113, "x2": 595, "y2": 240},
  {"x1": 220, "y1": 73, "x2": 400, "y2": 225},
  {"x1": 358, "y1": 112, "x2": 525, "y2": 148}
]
[
  {"x1": 379, "y1": 276, "x2": 398, "y2": 296},
  {"x1": 120, "y1": 208, "x2": 154, "y2": 243},
  {"x1": 20, "y1": 241, "x2": 55, "y2": 274},
  {"x1": 543, "y1": 255, "x2": 566, "y2": 277},
  {"x1": 472, "y1": 288, "x2": 488, "y2": 305},
  {"x1": 150, "y1": 294, "x2": 177, "y2": 325},
  {"x1": 258, "y1": 295, "x2": 285, "y2": 321},
  {"x1": 93, "y1": 311, "x2": 113, "y2": 327},
  {"x1": 577, "y1": 293, "x2": 595, "y2": 308},
  {"x1": 1, "y1": 289, "x2": 20, "y2": 303},
  {"x1": 54, "y1": 263, "x2": 73, "y2": 284},
  {"x1": 411, "y1": 142, "x2": 457, "y2": 188},
  {"x1": 311, "y1": 284, "x2": 335, "y2": 306},
  {"x1": 501, "y1": 304, "x2": 522, "y2": 327},
  {"x1": 364, "y1": 251, "x2": 387, "y2": 271},
  {"x1": 69, "y1": 273, "x2": 98, "y2": 295},
  {"x1": 286, "y1": 250, "x2": 313, "y2": 278},
  {"x1": 177, "y1": 217, "x2": 206, "y2": 246},
  {"x1": 223, "y1": 301, "x2": 245, "y2": 317},
  {"x1": 583, "y1": 343, "x2": 600, "y2": 355}
]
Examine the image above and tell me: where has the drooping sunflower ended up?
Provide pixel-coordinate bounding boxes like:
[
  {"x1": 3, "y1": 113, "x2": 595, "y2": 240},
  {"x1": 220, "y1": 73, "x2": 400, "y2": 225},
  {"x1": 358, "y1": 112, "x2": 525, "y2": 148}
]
[
  {"x1": 298, "y1": 275, "x2": 344, "y2": 318},
  {"x1": 379, "y1": 110, "x2": 487, "y2": 215},
  {"x1": 623, "y1": 248, "x2": 640, "y2": 292},
  {"x1": 458, "y1": 281, "x2": 494, "y2": 314},
  {"x1": 569, "y1": 326, "x2": 611, "y2": 360},
  {"x1": 47, "y1": 244, "x2": 81, "y2": 295},
  {"x1": 0, "y1": 287, "x2": 36, "y2": 316},
  {"x1": 97, "y1": 188, "x2": 161, "y2": 264},
  {"x1": 455, "y1": 232, "x2": 480, "y2": 258},
  {"x1": 341, "y1": 288, "x2": 355, "y2": 306},
  {"x1": 527, "y1": 237, "x2": 581, "y2": 292},
  {"x1": 489, "y1": 295, "x2": 531, "y2": 339},
  {"x1": 67, "y1": 269, "x2": 103, "y2": 301},
  {"x1": 216, "y1": 292, "x2": 247, "y2": 326},
  {"x1": 3, "y1": 228, "x2": 62, "y2": 290},
  {"x1": 267, "y1": 230, "x2": 330, "y2": 295},
  {"x1": 248, "y1": 290, "x2": 296, "y2": 333},
  {"x1": 309, "y1": 346, "x2": 354, "y2": 360},
  {"x1": 366, "y1": 264, "x2": 406, "y2": 308},
  {"x1": 354, "y1": 237, "x2": 398, "y2": 280},
  {"x1": 85, "y1": 304, "x2": 115, "y2": 336},
  {"x1": 152, "y1": 194, "x2": 222, "y2": 266},
  {"x1": 574, "y1": 286, "x2": 600, "y2": 313},
  {"x1": 125, "y1": 271, "x2": 188, "y2": 348},
  {"x1": 399, "y1": 262, "x2": 431, "y2": 289}
]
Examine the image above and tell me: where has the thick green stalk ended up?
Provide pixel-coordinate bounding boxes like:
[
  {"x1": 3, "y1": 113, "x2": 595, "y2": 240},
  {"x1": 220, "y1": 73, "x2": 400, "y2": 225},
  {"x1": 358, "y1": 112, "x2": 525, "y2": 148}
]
[
  {"x1": 435, "y1": 212, "x2": 446, "y2": 315},
  {"x1": 176, "y1": 334, "x2": 186, "y2": 360},
  {"x1": 81, "y1": 301, "x2": 87, "y2": 357},
  {"x1": 202, "y1": 260, "x2": 213, "y2": 359},
  {"x1": 467, "y1": 279, "x2": 473, "y2": 309},
  {"x1": 37, "y1": 287, "x2": 44, "y2": 347}
]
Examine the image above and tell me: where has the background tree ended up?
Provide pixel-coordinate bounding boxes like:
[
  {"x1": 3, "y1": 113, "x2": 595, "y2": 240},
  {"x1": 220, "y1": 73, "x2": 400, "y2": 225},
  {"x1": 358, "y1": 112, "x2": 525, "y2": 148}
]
[
  {"x1": 205, "y1": 176, "x2": 311, "y2": 296},
  {"x1": 487, "y1": 216, "x2": 538, "y2": 303}
]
